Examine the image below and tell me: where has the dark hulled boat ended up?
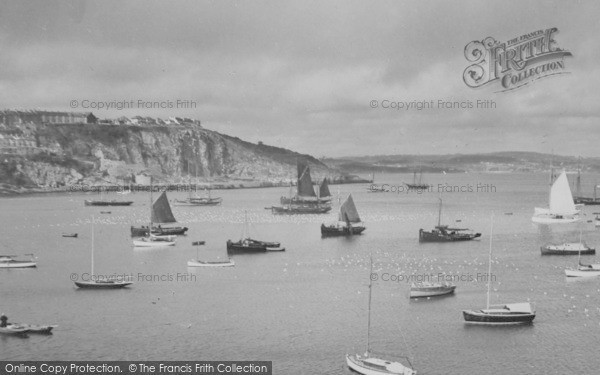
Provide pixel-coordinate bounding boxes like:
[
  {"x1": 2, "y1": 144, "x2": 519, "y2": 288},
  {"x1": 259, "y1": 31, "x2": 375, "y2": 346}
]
[
  {"x1": 84, "y1": 200, "x2": 133, "y2": 206},
  {"x1": 419, "y1": 198, "x2": 480, "y2": 242},
  {"x1": 405, "y1": 166, "x2": 430, "y2": 190},
  {"x1": 463, "y1": 217, "x2": 535, "y2": 325},
  {"x1": 226, "y1": 211, "x2": 284, "y2": 252},
  {"x1": 272, "y1": 161, "x2": 332, "y2": 214},
  {"x1": 321, "y1": 194, "x2": 366, "y2": 237},
  {"x1": 131, "y1": 191, "x2": 188, "y2": 237}
]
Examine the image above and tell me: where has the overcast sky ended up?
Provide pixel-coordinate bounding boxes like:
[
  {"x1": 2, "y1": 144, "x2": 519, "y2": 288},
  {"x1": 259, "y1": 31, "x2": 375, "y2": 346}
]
[{"x1": 0, "y1": 0, "x2": 598, "y2": 157}]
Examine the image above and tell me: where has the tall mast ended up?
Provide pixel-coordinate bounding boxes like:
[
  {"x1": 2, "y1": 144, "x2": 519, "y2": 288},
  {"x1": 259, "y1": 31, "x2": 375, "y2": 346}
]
[
  {"x1": 366, "y1": 254, "x2": 373, "y2": 356},
  {"x1": 437, "y1": 197, "x2": 442, "y2": 227},
  {"x1": 243, "y1": 210, "x2": 248, "y2": 239},
  {"x1": 576, "y1": 156, "x2": 581, "y2": 198},
  {"x1": 486, "y1": 215, "x2": 494, "y2": 310},
  {"x1": 91, "y1": 215, "x2": 95, "y2": 277},
  {"x1": 149, "y1": 176, "x2": 153, "y2": 232}
]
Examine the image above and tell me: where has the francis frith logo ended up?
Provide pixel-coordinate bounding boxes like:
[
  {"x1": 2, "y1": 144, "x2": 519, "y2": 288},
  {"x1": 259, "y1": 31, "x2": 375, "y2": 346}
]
[{"x1": 463, "y1": 27, "x2": 572, "y2": 92}]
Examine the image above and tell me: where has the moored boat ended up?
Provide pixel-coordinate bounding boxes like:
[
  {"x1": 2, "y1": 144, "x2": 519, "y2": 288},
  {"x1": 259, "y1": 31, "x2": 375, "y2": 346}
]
[
  {"x1": 419, "y1": 198, "x2": 480, "y2": 242},
  {"x1": 321, "y1": 194, "x2": 366, "y2": 237},
  {"x1": 133, "y1": 236, "x2": 176, "y2": 247},
  {"x1": 272, "y1": 161, "x2": 332, "y2": 214},
  {"x1": 410, "y1": 282, "x2": 456, "y2": 298},
  {"x1": 62, "y1": 233, "x2": 78, "y2": 238},
  {"x1": 532, "y1": 170, "x2": 580, "y2": 223},
  {"x1": 132, "y1": 187, "x2": 186, "y2": 245},
  {"x1": 0, "y1": 325, "x2": 29, "y2": 336},
  {"x1": 84, "y1": 200, "x2": 133, "y2": 206},
  {"x1": 463, "y1": 216, "x2": 535, "y2": 325},
  {"x1": 76, "y1": 216, "x2": 134, "y2": 289},
  {"x1": 187, "y1": 259, "x2": 235, "y2": 267},
  {"x1": 0, "y1": 254, "x2": 36, "y2": 268},
  {"x1": 226, "y1": 211, "x2": 284, "y2": 252},
  {"x1": 346, "y1": 255, "x2": 417, "y2": 375},
  {"x1": 541, "y1": 242, "x2": 595, "y2": 255}
]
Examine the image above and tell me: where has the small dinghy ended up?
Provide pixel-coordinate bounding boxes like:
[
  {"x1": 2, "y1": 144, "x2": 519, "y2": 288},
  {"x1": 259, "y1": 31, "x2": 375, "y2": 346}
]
[
  {"x1": 0, "y1": 325, "x2": 29, "y2": 336},
  {"x1": 410, "y1": 282, "x2": 456, "y2": 298},
  {"x1": 187, "y1": 259, "x2": 235, "y2": 267},
  {"x1": 62, "y1": 233, "x2": 78, "y2": 238},
  {"x1": 8, "y1": 323, "x2": 56, "y2": 334},
  {"x1": 0, "y1": 254, "x2": 36, "y2": 268}
]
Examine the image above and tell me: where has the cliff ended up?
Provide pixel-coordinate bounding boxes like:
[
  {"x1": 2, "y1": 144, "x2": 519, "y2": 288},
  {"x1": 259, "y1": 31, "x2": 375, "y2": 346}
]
[{"x1": 0, "y1": 122, "x2": 329, "y2": 194}]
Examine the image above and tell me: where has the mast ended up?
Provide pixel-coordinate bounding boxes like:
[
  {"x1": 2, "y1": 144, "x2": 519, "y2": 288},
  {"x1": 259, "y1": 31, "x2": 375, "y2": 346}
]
[
  {"x1": 243, "y1": 210, "x2": 248, "y2": 239},
  {"x1": 91, "y1": 215, "x2": 95, "y2": 277},
  {"x1": 437, "y1": 197, "x2": 442, "y2": 227},
  {"x1": 576, "y1": 157, "x2": 581, "y2": 198},
  {"x1": 149, "y1": 176, "x2": 153, "y2": 233},
  {"x1": 366, "y1": 254, "x2": 373, "y2": 356},
  {"x1": 486, "y1": 215, "x2": 493, "y2": 310}
]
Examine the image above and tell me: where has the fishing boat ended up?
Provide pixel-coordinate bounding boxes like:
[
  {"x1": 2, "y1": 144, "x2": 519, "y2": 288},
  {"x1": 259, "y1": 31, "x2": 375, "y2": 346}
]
[
  {"x1": 532, "y1": 170, "x2": 580, "y2": 223},
  {"x1": 321, "y1": 194, "x2": 366, "y2": 236},
  {"x1": 75, "y1": 216, "x2": 133, "y2": 289},
  {"x1": 84, "y1": 200, "x2": 133, "y2": 206},
  {"x1": 7, "y1": 323, "x2": 56, "y2": 334},
  {"x1": 346, "y1": 255, "x2": 417, "y2": 375},
  {"x1": 573, "y1": 160, "x2": 600, "y2": 205},
  {"x1": 541, "y1": 242, "x2": 595, "y2": 255},
  {"x1": 410, "y1": 282, "x2": 456, "y2": 298},
  {"x1": 0, "y1": 254, "x2": 36, "y2": 268},
  {"x1": 419, "y1": 198, "x2": 480, "y2": 242},
  {"x1": 273, "y1": 161, "x2": 332, "y2": 214},
  {"x1": 62, "y1": 233, "x2": 78, "y2": 238},
  {"x1": 227, "y1": 211, "x2": 284, "y2": 252},
  {"x1": 131, "y1": 184, "x2": 188, "y2": 238},
  {"x1": 281, "y1": 178, "x2": 332, "y2": 204},
  {"x1": 463, "y1": 217, "x2": 535, "y2": 325},
  {"x1": 405, "y1": 164, "x2": 430, "y2": 190}
]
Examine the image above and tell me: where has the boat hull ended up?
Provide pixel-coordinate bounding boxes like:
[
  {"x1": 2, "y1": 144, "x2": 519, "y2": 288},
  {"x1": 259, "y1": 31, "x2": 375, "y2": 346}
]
[
  {"x1": 8, "y1": 323, "x2": 56, "y2": 334},
  {"x1": 565, "y1": 268, "x2": 600, "y2": 277},
  {"x1": 226, "y1": 240, "x2": 267, "y2": 252},
  {"x1": 133, "y1": 239, "x2": 176, "y2": 247},
  {"x1": 531, "y1": 215, "x2": 580, "y2": 224},
  {"x1": 410, "y1": 285, "x2": 456, "y2": 298},
  {"x1": 0, "y1": 326, "x2": 29, "y2": 336},
  {"x1": 74, "y1": 281, "x2": 132, "y2": 289},
  {"x1": 321, "y1": 224, "x2": 366, "y2": 237},
  {"x1": 541, "y1": 246, "x2": 595, "y2": 255},
  {"x1": 0, "y1": 261, "x2": 36, "y2": 268},
  {"x1": 271, "y1": 205, "x2": 331, "y2": 214},
  {"x1": 419, "y1": 229, "x2": 481, "y2": 242},
  {"x1": 175, "y1": 198, "x2": 222, "y2": 206},
  {"x1": 84, "y1": 200, "x2": 133, "y2": 206},
  {"x1": 346, "y1": 354, "x2": 415, "y2": 375},
  {"x1": 462, "y1": 310, "x2": 535, "y2": 324},
  {"x1": 187, "y1": 259, "x2": 235, "y2": 267},
  {"x1": 130, "y1": 226, "x2": 188, "y2": 236}
]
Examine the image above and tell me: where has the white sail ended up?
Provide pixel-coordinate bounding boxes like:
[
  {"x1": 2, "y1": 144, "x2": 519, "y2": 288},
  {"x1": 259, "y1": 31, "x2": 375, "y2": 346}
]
[{"x1": 549, "y1": 171, "x2": 577, "y2": 215}]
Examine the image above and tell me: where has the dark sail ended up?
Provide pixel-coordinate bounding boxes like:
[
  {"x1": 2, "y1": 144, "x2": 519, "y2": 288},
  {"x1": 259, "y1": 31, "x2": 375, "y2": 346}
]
[
  {"x1": 151, "y1": 191, "x2": 177, "y2": 223},
  {"x1": 339, "y1": 194, "x2": 361, "y2": 223},
  {"x1": 297, "y1": 161, "x2": 316, "y2": 197},
  {"x1": 319, "y1": 178, "x2": 331, "y2": 198}
]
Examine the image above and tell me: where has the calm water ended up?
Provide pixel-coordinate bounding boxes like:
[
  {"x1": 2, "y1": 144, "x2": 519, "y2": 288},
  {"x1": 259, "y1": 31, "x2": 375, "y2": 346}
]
[{"x1": 1, "y1": 173, "x2": 600, "y2": 374}]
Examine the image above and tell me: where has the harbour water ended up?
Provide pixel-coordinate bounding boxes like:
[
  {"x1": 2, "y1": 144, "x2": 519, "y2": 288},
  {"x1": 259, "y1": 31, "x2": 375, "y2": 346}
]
[{"x1": 1, "y1": 173, "x2": 599, "y2": 374}]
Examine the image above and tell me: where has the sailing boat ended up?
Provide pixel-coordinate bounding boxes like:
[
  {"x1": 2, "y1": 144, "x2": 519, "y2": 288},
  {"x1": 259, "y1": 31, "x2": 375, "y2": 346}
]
[
  {"x1": 346, "y1": 255, "x2": 416, "y2": 375},
  {"x1": 75, "y1": 216, "x2": 132, "y2": 289},
  {"x1": 540, "y1": 226, "x2": 595, "y2": 255},
  {"x1": 532, "y1": 170, "x2": 580, "y2": 223},
  {"x1": 419, "y1": 197, "x2": 481, "y2": 242},
  {"x1": 405, "y1": 163, "x2": 430, "y2": 190},
  {"x1": 84, "y1": 185, "x2": 133, "y2": 206},
  {"x1": 131, "y1": 183, "x2": 188, "y2": 237},
  {"x1": 227, "y1": 211, "x2": 284, "y2": 252},
  {"x1": 463, "y1": 216, "x2": 535, "y2": 324},
  {"x1": 175, "y1": 161, "x2": 222, "y2": 206},
  {"x1": 272, "y1": 161, "x2": 331, "y2": 214},
  {"x1": 0, "y1": 254, "x2": 36, "y2": 268},
  {"x1": 321, "y1": 194, "x2": 366, "y2": 236}
]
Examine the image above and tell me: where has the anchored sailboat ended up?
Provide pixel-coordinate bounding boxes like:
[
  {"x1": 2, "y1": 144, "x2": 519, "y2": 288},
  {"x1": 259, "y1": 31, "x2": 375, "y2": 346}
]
[
  {"x1": 131, "y1": 184, "x2": 188, "y2": 237},
  {"x1": 463, "y1": 216, "x2": 535, "y2": 324},
  {"x1": 272, "y1": 161, "x2": 332, "y2": 214},
  {"x1": 75, "y1": 216, "x2": 132, "y2": 288},
  {"x1": 321, "y1": 194, "x2": 365, "y2": 236},
  {"x1": 532, "y1": 170, "x2": 580, "y2": 224},
  {"x1": 227, "y1": 211, "x2": 284, "y2": 252},
  {"x1": 405, "y1": 163, "x2": 430, "y2": 190},
  {"x1": 345, "y1": 255, "x2": 416, "y2": 375}
]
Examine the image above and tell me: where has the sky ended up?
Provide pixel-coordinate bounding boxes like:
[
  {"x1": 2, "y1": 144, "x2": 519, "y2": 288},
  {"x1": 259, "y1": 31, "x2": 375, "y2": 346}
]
[{"x1": 0, "y1": 0, "x2": 598, "y2": 157}]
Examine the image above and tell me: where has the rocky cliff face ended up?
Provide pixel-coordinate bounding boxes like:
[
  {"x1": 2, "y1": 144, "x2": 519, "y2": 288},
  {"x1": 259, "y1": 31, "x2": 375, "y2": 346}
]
[{"x1": 0, "y1": 122, "x2": 329, "y2": 193}]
